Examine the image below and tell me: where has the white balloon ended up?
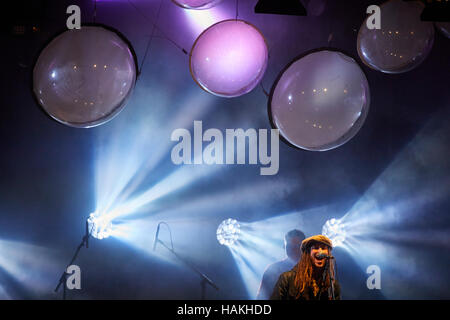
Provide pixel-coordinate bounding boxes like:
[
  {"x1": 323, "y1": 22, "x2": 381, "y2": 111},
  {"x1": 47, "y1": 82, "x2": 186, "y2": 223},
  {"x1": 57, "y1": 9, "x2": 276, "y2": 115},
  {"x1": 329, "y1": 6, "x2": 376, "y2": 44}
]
[
  {"x1": 270, "y1": 50, "x2": 370, "y2": 151},
  {"x1": 33, "y1": 26, "x2": 137, "y2": 128},
  {"x1": 357, "y1": 0, "x2": 435, "y2": 74}
]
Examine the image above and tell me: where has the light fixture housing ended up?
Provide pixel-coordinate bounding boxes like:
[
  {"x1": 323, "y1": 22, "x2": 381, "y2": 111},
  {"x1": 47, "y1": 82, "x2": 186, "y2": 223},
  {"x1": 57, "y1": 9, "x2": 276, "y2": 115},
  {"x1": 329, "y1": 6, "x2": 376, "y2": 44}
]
[
  {"x1": 217, "y1": 218, "x2": 240, "y2": 246},
  {"x1": 322, "y1": 218, "x2": 346, "y2": 247},
  {"x1": 87, "y1": 213, "x2": 113, "y2": 240},
  {"x1": 254, "y1": 0, "x2": 306, "y2": 16}
]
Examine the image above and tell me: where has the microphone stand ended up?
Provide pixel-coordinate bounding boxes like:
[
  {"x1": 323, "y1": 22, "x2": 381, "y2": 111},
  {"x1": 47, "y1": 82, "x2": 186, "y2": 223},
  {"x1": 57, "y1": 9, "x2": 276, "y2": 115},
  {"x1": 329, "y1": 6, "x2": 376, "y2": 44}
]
[
  {"x1": 54, "y1": 220, "x2": 91, "y2": 300},
  {"x1": 322, "y1": 257, "x2": 336, "y2": 300},
  {"x1": 155, "y1": 239, "x2": 219, "y2": 299}
]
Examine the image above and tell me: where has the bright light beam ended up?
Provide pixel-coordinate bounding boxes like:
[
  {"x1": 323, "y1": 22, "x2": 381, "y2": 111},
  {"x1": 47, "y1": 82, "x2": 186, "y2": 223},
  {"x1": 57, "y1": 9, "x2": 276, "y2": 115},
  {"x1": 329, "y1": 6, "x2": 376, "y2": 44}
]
[
  {"x1": 0, "y1": 239, "x2": 61, "y2": 299},
  {"x1": 332, "y1": 108, "x2": 450, "y2": 298},
  {"x1": 94, "y1": 87, "x2": 215, "y2": 220}
]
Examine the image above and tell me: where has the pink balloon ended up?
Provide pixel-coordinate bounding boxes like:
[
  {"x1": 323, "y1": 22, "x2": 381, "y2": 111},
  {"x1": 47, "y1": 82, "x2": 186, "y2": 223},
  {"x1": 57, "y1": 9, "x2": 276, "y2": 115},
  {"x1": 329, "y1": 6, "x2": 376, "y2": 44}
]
[
  {"x1": 190, "y1": 20, "x2": 268, "y2": 98},
  {"x1": 172, "y1": 0, "x2": 222, "y2": 10},
  {"x1": 270, "y1": 50, "x2": 370, "y2": 151},
  {"x1": 33, "y1": 26, "x2": 137, "y2": 128}
]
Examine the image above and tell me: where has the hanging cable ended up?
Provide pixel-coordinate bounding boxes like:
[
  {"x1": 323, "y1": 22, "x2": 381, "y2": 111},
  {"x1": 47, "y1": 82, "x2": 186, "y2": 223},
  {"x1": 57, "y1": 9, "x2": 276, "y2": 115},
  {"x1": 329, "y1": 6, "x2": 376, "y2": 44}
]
[
  {"x1": 127, "y1": 0, "x2": 188, "y2": 74},
  {"x1": 93, "y1": 0, "x2": 97, "y2": 23},
  {"x1": 137, "y1": 0, "x2": 164, "y2": 75}
]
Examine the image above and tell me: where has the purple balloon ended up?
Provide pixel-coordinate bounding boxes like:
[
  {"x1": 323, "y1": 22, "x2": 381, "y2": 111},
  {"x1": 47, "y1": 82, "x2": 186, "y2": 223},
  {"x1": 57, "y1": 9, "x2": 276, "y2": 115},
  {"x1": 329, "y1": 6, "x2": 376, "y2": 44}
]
[
  {"x1": 270, "y1": 50, "x2": 370, "y2": 151},
  {"x1": 357, "y1": 0, "x2": 434, "y2": 74},
  {"x1": 190, "y1": 20, "x2": 268, "y2": 98},
  {"x1": 33, "y1": 26, "x2": 136, "y2": 128},
  {"x1": 172, "y1": 0, "x2": 223, "y2": 10}
]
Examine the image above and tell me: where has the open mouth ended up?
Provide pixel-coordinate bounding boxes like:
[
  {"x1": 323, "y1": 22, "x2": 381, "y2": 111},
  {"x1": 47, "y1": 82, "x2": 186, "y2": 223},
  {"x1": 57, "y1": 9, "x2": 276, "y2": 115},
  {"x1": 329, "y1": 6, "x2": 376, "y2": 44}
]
[{"x1": 314, "y1": 258, "x2": 325, "y2": 266}]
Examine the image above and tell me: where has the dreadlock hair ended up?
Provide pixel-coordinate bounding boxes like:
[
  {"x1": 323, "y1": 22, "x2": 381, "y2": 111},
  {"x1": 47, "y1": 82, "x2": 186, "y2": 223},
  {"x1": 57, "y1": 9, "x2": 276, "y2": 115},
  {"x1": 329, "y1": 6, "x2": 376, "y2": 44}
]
[{"x1": 293, "y1": 245, "x2": 336, "y2": 299}]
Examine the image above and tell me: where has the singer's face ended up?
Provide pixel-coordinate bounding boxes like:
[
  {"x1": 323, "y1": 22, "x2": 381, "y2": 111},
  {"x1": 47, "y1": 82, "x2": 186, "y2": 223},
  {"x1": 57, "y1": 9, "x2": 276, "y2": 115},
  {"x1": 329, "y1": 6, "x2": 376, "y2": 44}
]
[{"x1": 310, "y1": 243, "x2": 330, "y2": 269}]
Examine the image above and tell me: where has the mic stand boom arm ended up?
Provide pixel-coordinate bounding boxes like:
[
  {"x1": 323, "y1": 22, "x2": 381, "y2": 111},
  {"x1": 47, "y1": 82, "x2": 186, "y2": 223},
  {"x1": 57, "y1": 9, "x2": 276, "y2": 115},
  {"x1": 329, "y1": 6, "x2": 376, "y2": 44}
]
[{"x1": 155, "y1": 239, "x2": 219, "y2": 299}]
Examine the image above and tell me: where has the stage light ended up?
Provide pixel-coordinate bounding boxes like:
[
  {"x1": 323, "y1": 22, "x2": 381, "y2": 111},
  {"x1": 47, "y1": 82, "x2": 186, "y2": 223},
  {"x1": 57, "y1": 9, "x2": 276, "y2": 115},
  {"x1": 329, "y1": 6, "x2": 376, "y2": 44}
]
[
  {"x1": 87, "y1": 213, "x2": 113, "y2": 240},
  {"x1": 217, "y1": 218, "x2": 240, "y2": 246},
  {"x1": 254, "y1": 0, "x2": 306, "y2": 16},
  {"x1": 322, "y1": 218, "x2": 346, "y2": 247}
]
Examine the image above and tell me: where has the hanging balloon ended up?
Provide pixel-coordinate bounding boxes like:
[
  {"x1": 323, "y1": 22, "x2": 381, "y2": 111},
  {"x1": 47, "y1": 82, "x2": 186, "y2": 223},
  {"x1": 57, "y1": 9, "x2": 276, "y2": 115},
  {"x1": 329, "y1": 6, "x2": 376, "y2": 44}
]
[
  {"x1": 435, "y1": 22, "x2": 450, "y2": 39},
  {"x1": 33, "y1": 26, "x2": 137, "y2": 128},
  {"x1": 357, "y1": 0, "x2": 434, "y2": 74},
  {"x1": 172, "y1": 0, "x2": 223, "y2": 10},
  {"x1": 270, "y1": 50, "x2": 370, "y2": 151},
  {"x1": 190, "y1": 19, "x2": 268, "y2": 98}
]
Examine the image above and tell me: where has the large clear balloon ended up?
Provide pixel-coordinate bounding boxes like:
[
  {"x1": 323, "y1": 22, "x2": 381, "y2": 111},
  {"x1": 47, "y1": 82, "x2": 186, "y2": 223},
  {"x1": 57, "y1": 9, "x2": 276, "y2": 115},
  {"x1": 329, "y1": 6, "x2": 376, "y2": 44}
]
[
  {"x1": 435, "y1": 22, "x2": 450, "y2": 39},
  {"x1": 33, "y1": 26, "x2": 137, "y2": 128},
  {"x1": 190, "y1": 19, "x2": 268, "y2": 98},
  {"x1": 270, "y1": 50, "x2": 370, "y2": 151},
  {"x1": 172, "y1": 0, "x2": 222, "y2": 10},
  {"x1": 357, "y1": 0, "x2": 434, "y2": 74}
]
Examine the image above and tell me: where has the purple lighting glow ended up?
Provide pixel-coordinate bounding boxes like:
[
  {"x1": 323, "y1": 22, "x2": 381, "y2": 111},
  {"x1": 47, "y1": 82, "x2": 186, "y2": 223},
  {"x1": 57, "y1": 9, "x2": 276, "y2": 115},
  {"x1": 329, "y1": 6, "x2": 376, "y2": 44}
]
[{"x1": 189, "y1": 20, "x2": 268, "y2": 98}]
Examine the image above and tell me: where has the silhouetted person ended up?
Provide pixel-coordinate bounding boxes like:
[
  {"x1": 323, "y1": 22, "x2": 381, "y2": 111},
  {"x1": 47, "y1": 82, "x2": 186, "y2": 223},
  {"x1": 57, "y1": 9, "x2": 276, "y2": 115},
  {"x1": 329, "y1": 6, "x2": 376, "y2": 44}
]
[{"x1": 256, "y1": 229, "x2": 306, "y2": 299}]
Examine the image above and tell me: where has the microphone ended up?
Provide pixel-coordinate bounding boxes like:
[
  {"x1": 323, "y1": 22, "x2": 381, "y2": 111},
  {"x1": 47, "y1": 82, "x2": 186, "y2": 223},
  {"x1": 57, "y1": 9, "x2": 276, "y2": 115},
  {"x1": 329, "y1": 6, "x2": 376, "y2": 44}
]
[
  {"x1": 316, "y1": 253, "x2": 333, "y2": 260},
  {"x1": 153, "y1": 222, "x2": 161, "y2": 251}
]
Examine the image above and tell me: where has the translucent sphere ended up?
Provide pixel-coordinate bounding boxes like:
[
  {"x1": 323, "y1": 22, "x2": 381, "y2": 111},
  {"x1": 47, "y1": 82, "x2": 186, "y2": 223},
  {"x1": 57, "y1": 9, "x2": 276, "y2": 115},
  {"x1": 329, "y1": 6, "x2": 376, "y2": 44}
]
[
  {"x1": 190, "y1": 19, "x2": 268, "y2": 98},
  {"x1": 270, "y1": 50, "x2": 370, "y2": 151},
  {"x1": 217, "y1": 218, "x2": 240, "y2": 246},
  {"x1": 322, "y1": 218, "x2": 346, "y2": 247},
  {"x1": 357, "y1": 0, "x2": 434, "y2": 74},
  {"x1": 172, "y1": 0, "x2": 222, "y2": 10},
  {"x1": 33, "y1": 26, "x2": 137, "y2": 128}
]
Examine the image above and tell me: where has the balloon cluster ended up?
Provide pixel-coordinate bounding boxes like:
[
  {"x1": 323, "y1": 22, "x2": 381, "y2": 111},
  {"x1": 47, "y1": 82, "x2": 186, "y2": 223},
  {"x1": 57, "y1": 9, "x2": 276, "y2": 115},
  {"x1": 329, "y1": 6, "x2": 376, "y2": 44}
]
[{"x1": 33, "y1": 0, "x2": 444, "y2": 152}]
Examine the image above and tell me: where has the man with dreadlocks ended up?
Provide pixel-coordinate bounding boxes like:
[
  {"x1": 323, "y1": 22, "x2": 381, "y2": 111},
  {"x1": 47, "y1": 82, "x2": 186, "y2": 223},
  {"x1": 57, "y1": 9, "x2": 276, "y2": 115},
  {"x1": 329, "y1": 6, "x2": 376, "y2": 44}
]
[{"x1": 270, "y1": 235, "x2": 341, "y2": 300}]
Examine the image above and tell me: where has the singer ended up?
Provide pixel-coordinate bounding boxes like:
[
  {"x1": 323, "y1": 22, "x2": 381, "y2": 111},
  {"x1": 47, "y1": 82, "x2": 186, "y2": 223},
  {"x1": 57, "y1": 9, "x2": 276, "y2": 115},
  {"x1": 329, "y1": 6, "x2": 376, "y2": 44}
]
[{"x1": 270, "y1": 235, "x2": 341, "y2": 300}]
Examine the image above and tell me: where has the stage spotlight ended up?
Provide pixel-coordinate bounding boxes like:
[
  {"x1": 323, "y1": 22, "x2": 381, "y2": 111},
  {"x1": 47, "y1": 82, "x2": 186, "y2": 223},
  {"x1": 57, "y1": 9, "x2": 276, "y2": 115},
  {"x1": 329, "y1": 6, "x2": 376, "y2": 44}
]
[
  {"x1": 87, "y1": 213, "x2": 113, "y2": 240},
  {"x1": 322, "y1": 218, "x2": 346, "y2": 247},
  {"x1": 254, "y1": 0, "x2": 306, "y2": 16},
  {"x1": 217, "y1": 218, "x2": 240, "y2": 246}
]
